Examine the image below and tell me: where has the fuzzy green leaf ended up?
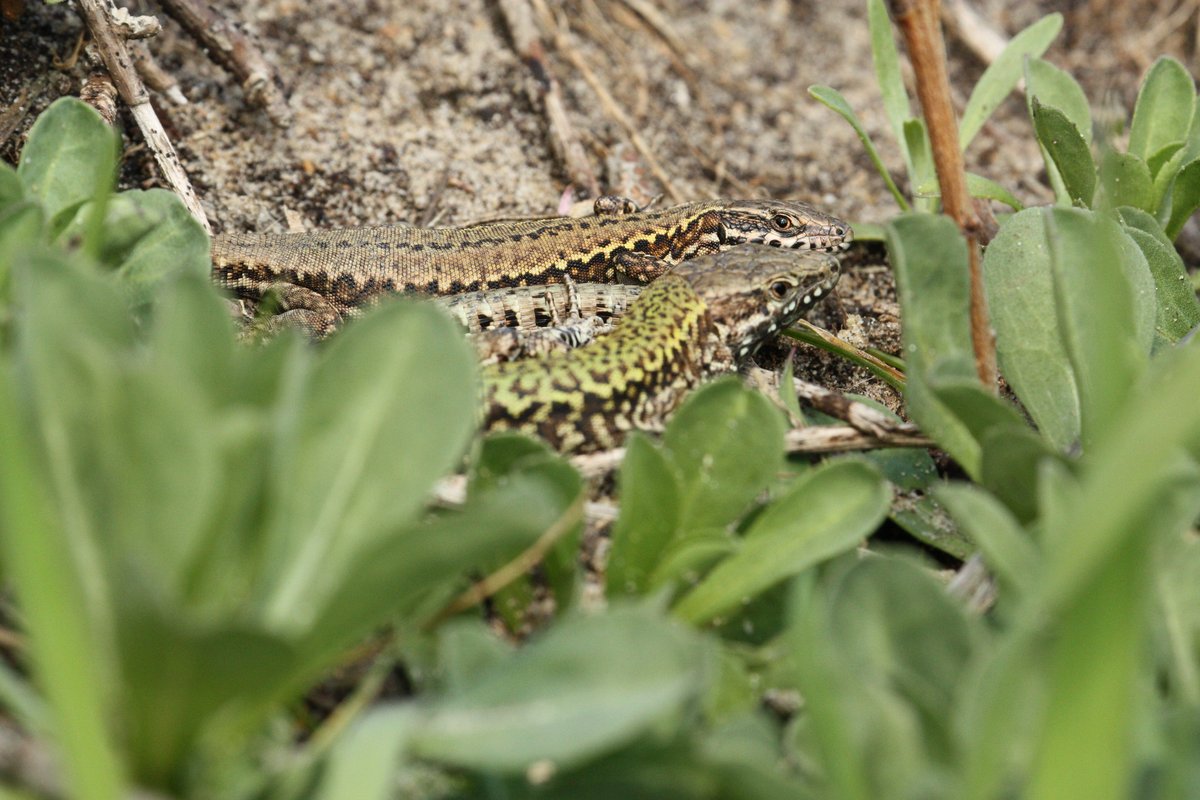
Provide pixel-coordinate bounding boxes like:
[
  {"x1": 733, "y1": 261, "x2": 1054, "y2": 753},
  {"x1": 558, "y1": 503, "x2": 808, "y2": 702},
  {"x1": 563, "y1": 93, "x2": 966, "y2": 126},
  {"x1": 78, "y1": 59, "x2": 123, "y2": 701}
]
[
  {"x1": 1032, "y1": 100, "x2": 1096, "y2": 206},
  {"x1": 1128, "y1": 56, "x2": 1196, "y2": 163},
  {"x1": 960, "y1": 14, "x2": 1063, "y2": 151}
]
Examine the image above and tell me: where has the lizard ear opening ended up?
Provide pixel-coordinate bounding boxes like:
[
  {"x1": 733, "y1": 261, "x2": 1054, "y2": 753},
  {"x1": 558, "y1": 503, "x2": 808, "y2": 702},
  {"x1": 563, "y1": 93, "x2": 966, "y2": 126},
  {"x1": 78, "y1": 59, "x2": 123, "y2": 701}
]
[{"x1": 716, "y1": 222, "x2": 727, "y2": 244}]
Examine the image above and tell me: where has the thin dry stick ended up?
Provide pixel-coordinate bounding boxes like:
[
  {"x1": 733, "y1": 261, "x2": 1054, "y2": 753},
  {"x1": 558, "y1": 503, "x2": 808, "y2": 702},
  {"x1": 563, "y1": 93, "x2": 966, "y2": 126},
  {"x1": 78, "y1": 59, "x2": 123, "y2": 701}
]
[
  {"x1": 74, "y1": 0, "x2": 211, "y2": 232},
  {"x1": 570, "y1": 423, "x2": 933, "y2": 481},
  {"x1": 155, "y1": 0, "x2": 291, "y2": 126},
  {"x1": 888, "y1": 0, "x2": 997, "y2": 387},
  {"x1": 540, "y1": 5, "x2": 687, "y2": 203},
  {"x1": 747, "y1": 366, "x2": 921, "y2": 438},
  {"x1": 497, "y1": 0, "x2": 601, "y2": 197}
]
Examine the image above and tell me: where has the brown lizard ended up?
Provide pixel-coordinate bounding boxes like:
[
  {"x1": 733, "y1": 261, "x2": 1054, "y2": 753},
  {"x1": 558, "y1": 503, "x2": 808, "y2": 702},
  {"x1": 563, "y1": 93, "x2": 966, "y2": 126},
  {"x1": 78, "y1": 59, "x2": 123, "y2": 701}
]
[{"x1": 212, "y1": 197, "x2": 850, "y2": 335}]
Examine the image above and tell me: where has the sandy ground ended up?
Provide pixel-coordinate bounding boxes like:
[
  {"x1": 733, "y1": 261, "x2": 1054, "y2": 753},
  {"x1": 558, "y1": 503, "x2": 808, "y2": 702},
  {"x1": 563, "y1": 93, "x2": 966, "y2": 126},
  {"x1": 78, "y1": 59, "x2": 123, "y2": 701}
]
[{"x1": 2, "y1": 0, "x2": 1195, "y2": 406}]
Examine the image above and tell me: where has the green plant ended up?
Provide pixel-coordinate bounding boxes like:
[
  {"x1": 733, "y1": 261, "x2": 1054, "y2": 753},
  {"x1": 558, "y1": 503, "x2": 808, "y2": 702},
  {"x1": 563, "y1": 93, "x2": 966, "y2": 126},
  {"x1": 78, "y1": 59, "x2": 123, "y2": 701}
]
[{"x1": 808, "y1": 0, "x2": 1055, "y2": 223}]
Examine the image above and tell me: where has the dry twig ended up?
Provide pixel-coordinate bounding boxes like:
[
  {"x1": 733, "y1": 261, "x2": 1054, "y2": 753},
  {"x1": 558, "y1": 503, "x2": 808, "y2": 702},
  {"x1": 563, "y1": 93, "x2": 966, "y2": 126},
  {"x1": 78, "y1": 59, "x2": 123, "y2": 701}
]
[
  {"x1": 497, "y1": 0, "x2": 601, "y2": 197},
  {"x1": 155, "y1": 0, "x2": 291, "y2": 125},
  {"x1": 74, "y1": 0, "x2": 211, "y2": 232}
]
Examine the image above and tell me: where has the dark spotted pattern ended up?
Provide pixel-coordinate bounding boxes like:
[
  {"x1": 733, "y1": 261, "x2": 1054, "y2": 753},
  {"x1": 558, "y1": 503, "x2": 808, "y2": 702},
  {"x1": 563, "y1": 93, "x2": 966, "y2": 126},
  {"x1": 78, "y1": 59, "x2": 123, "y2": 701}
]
[
  {"x1": 212, "y1": 200, "x2": 850, "y2": 325},
  {"x1": 482, "y1": 245, "x2": 842, "y2": 453}
]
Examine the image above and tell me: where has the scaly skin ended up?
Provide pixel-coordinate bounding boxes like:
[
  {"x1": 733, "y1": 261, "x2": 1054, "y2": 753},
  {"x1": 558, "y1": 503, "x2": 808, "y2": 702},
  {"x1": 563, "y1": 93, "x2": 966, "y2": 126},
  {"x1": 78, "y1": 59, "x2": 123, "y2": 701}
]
[
  {"x1": 481, "y1": 245, "x2": 842, "y2": 453},
  {"x1": 212, "y1": 198, "x2": 850, "y2": 335}
]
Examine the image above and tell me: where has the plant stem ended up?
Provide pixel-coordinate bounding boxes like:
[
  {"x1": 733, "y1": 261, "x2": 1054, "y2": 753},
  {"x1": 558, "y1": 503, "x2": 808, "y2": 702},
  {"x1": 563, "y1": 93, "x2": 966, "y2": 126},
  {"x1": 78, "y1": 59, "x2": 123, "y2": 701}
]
[{"x1": 888, "y1": 0, "x2": 997, "y2": 388}]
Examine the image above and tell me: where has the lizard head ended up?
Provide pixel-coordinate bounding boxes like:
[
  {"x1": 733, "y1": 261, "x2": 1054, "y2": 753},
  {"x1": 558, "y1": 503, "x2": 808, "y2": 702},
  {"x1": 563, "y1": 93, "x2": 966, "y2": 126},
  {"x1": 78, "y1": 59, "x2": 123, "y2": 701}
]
[
  {"x1": 715, "y1": 199, "x2": 852, "y2": 252},
  {"x1": 681, "y1": 245, "x2": 842, "y2": 363}
]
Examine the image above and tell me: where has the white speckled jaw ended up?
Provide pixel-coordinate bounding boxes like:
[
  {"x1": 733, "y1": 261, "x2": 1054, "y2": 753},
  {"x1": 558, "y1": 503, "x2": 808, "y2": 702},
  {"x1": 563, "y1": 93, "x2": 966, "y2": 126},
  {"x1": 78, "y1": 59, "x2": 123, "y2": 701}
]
[{"x1": 726, "y1": 256, "x2": 843, "y2": 362}]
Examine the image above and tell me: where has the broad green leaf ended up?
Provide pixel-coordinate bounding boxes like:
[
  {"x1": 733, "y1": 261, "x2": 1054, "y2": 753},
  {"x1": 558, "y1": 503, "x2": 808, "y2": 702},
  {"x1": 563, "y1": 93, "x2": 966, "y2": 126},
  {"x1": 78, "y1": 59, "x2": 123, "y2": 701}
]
[
  {"x1": 1032, "y1": 100, "x2": 1096, "y2": 206},
  {"x1": 672, "y1": 460, "x2": 888, "y2": 624},
  {"x1": 1097, "y1": 150, "x2": 1153, "y2": 212},
  {"x1": 886, "y1": 214, "x2": 981, "y2": 472},
  {"x1": 305, "y1": 456, "x2": 579, "y2": 659},
  {"x1": 928, "y1": 377, "x2": 1051, "y2": 520},
  {"x1": 984, "y1": 208, "x2": 1080, "y2": 449},
  {"x1": 890, "y1": 492, "x2": 975, "y2": 559},
  {"x1": 867, "y1": 0, "x2": 912, "y2": 170},
  {"x1": 1166, "y1": 157, "x2": 1200, "y2": 238},
  {"x1": 0, "y1": 163, "x2": 23, "y2": 210},
  {"x1": 662, "y1": 379, "x2": 785, "y2": 532},
  {"x1": 1148, "y1": 142, "x2": 1185, "y2": 179},
  {"x1": 316, "y1": 705, "x2": 420, "y2": 800},
  {"x1": 827, "y1": 556, "x2": 983, "y2": 764},
  {"x1": 259, "y1": 300, "x2": 478, "y2": 631},
  {"x1": 1128, "y1": 56, "x2": 1196, "y2": 162},
  {"x1": 1121, "y1": 223, "x2": 1200, "y2": 342},
  {"x1": 0, "y1": 346, "x2": 125, "y2": 800},
  {"x1": 436, "y1": 620, "x2": 514, "y2": 694},
  {"x1": 650, "y1": 528, "x2": 736, "y2": 591},
  {"x1": 413, "y1": 606, "x2": 709, "y2": 771},
  {"x1": 0, "y1": 203, "x2": 46, "y2": 290},
  {"x1": 1154, "y1": 532, "x2": 1200, "y2": 706},
  {"x1": 57, "y1": 190, "x2": 211, "y2": 300},
  {"x1": 979, "y1": 425, "x2": 1060, "y2": 523},
  {"x1": 1044, "y1": 209, "x2": 1148, "y2": 445},
  {"x1": 15, "y1": 97, "x2": 118, "y2": 229},
  {"x1": 960, "y1": 14, "x2": 1063, "y2": 150},
  {"x1": 469, "y1": 435, "x2": 583, "y2": 617},
  {"x1": 936, "y1": 483, "x2": 1038, "y2": 595},
  {"x1": 607, "y1": 433, "x2": 682, "y2": 596},
  {"x1": 1024, "y1": 57, "x2": 1092, "y2": 145},
  {"x1": 809, "y1": 85, "x2": 909, "y2": 210}
]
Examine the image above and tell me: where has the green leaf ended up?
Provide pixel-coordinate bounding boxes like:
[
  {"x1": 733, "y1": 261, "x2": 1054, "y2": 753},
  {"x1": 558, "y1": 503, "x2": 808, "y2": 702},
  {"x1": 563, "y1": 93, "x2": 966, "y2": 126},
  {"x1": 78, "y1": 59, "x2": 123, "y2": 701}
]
[
  {"x1": 257, "y1": 300, "x2": 478, "y2": 632},
  {"x1": 672, "y1": 460, "x2": 888, "y2": 624},
  {"x1": 826, "y1": 555, "x2": 983, "y2": 763},
  {"x1": 1165, "y1": 157, "x2": 1200, "y2": 238},
  {"x1": 809, "y1": 85, "x2": 909, "y2": 210},
  {"x1": 0, "y1": 202, "x2": 46, "y2": 294},
  {"x1": 58, "y1": 190, "x2": 211, "y2": 300},
  {"x1": 903, "y1": 119, "x2": 937, "y2": 211},
  {"x1": 960, "y1": 14, "x2": 1063, "y2": 151},
  {"x1": 1097, "y1": 150, "x2": 1154, "y2": 212},
  {"x1": 0, "y1": 163, "x2": 23, "y2": 211},
  {"x1": 607, "y1": 433, "x2": 682, "y2": 596},
  {"x1": 662, "y1": 379, "x2": 785, "y2": 531},
  {"x1": 889, "y1": 492, "x2": 976, "y2": 559},
  {"x1": 1121, "y1": 221, "x2": 1200, "y2": 342},
  {"x1": 1032, "y1": 99, "x2": 1096, "y2": 206},
  {"x1": 984, "y1": 208, "x2": 1080, "y2": 449},
  {"x1": 886, "y1": 213, "x2": 981, "y2": 472},
  {"x1": 867, "y1": 0, "x2": 912, "y2": 170},
  {"x1": 936, "y1": 483, "x2": 1038, "y2": 595},
  {"x1": 0, "y1": 313, "x2": 125, "y2": 800},
  {"x1": 1128, "y1": 56, "x2": 1196, "y2": 163},
  {"x1": 1044, "y1": 209, "x2": 1149, "y2": 445},
  {"x1": 1147, "y1": 142, "x2": 1184, "y2": 179},
  {"x1": 1024, "y1": 57, "x2": 1093, "y2": 146},
  {"x1": 306, "y1": 450, "x2": 580, "y2": 658},
  {"x1": 316, "y1": 705, "x2": 420, "y2": 800},
  {"x1": 412, "y1": 606, "x2": 710, "y2": 771},
  {"x1": 15, "y1": 97, "x2": 118, "y2": 230},
  {"x1": 966, "y1": 173, "x2": 1023, "y2": 210}
]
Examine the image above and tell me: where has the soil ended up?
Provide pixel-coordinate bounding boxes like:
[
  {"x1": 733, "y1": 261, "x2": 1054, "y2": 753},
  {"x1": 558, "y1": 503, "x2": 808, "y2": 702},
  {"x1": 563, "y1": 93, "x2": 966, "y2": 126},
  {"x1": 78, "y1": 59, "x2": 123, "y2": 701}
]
[{"x1": 1, "y1": 0, "x2": 1195, "y2": 410}]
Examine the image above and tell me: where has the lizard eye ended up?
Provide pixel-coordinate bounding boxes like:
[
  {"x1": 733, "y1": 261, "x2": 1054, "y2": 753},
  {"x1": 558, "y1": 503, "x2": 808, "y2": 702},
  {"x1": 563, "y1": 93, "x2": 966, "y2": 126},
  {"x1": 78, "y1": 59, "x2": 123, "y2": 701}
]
[
  {"x1": 770, "y1": 280, "x2": 792, "y2": 299},
  {"x1": 771, "y1": 214, "x2": 792, "y2": 231}
]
